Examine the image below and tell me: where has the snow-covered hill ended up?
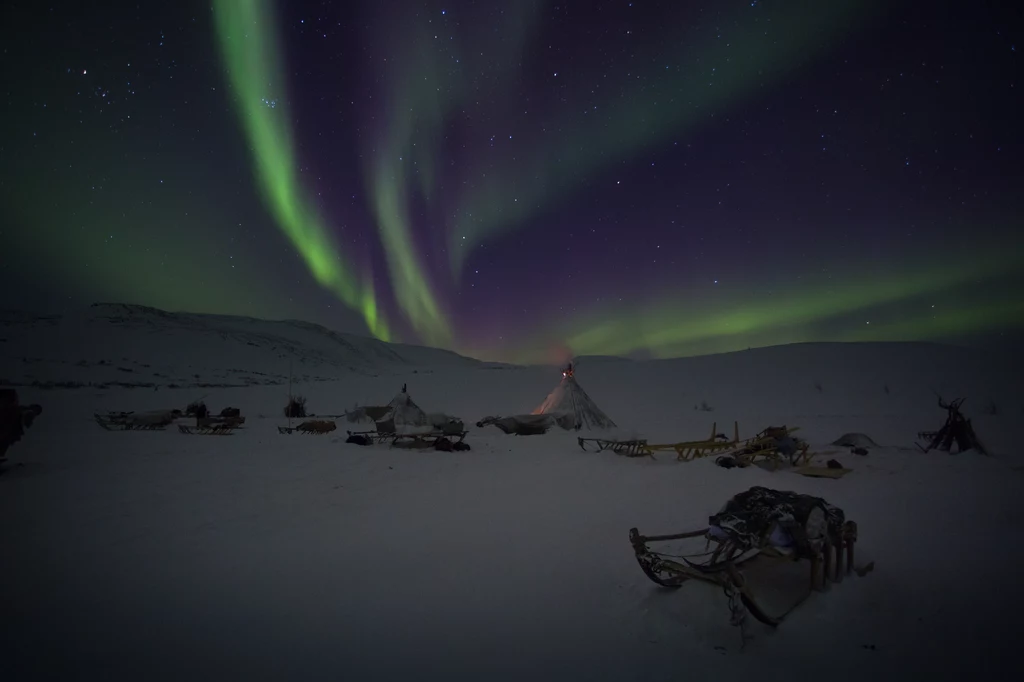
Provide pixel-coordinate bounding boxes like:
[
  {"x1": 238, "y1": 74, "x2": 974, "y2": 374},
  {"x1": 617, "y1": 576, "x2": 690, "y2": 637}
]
[{"x1": 0, "y1": 303, "x2": 486, "y2": 390}]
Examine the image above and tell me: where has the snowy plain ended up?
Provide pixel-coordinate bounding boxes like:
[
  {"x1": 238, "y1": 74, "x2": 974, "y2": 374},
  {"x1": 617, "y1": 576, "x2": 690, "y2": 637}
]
[{"x1": 2, "y1": 304, "x2": 1023, "y2": 681}]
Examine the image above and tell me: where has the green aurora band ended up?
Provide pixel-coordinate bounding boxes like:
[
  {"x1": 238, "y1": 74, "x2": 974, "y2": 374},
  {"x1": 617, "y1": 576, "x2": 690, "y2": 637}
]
[
  {"x1": 448, "y1": 0, "x2": 878, "y2": 273},
  {"x1": 363, "y1": 2, "x2": 542, "y2": 347},
  {"x1": 469, "y1": 243, "x2": 1024, "y2": 363},
  {"x1": 212, "y1": 0, "x2": 389, "y2": 340},
  {"x1": 206, "y1": 0, "x2": 1020, "y2": 362}
]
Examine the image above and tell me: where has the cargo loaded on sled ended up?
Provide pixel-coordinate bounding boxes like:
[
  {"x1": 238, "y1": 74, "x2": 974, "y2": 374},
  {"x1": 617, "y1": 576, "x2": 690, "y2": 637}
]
[{"x1": 629, "y1": 486, "x2": 872, "y2": 638}]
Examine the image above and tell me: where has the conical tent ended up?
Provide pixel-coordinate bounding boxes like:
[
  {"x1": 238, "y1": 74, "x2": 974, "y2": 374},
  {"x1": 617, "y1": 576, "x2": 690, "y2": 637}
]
[
  {"x1": 345, "y1": 384, "x2": 429, "y2": 431},
  {"x1": 384, "y1": 384, "x2": 428, "y2": 427},
  {"x1": 532, "y1": 363, "x2": 616, "y2": 431}
]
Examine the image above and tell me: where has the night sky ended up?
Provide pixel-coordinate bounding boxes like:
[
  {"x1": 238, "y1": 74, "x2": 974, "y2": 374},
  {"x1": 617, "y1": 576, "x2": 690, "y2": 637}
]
[{"x1": 2, "y1": 0, "x2": 1020, "y2": 363}]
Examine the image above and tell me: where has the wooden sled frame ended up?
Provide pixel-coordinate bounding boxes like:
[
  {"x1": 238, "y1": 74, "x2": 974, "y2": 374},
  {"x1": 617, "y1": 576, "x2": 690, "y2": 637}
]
[
  {"x1": 179, "y1": 416, "x2": 246, "y2": 436},
  {"x1": 278, "y1": 421, "x2": 338, "y2": 435},
  {"x1": 578, "y1": 437, "x2": 650, "y2": 457},
  {"x1": 643, "y1": 422, "x2": 741, "y2": 461},
  {"x1": 719, "y1": 426, "x2": 814, "y2": 469},
  {"x1": 579, "y1": 423, "x2": 826, "y2": 470},
  {"x1": 94, "y1": 413, "x2": 170, "y2": 431},
  {"x1": 628, "y1": 518, "x2": 860, "y2": 629},
  {"x1": 278, "y1": 426, "x2": 335, "y2": 435},
  {"x1": 179, "y1": 423, "x2": 238, "y2": 436},
  {"x1": 346, "y1": 429, "x2": 469, "y2": 448}
]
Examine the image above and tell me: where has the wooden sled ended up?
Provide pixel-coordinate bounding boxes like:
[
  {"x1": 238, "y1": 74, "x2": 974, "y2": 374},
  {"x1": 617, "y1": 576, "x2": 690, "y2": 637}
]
[
  {"x1": 345, "y1": 429, "x2": 395, "y2": 445},
  {"x1": 346, "y1": 429, "x2": 469, "y2": 448},
  {"x1": 279, "y1": 420, "x2": 337, "y2": 435},
  {"x1": 178, "y1": 416, "x2": 245, "y2": 436},
  {"x1": 578, "y1": 437, "x2": 650, "y2": 457},
  {"x1": 179, "y1": 423, "x2": 235, "y2": 435},
  {"x1": 94, "y1": 412, "x2": 171, "y2": 431},
  {"x1": 642, "y1": 422, "x2": 741, "y2": 461},
  {"x1": 629, "y1": 506, "x2": 861, "y2": 634},
  {"x1": 720, "y1": 426, "x2": 812, "y2": 469},
  {"x1": 392, "y1": 431, "x2": 469, "y2": 449}
]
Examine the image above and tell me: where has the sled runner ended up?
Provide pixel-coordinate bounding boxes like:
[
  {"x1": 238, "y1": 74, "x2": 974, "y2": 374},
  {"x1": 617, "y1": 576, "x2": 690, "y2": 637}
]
[
  {"x1": 629, "y1": 486, "x2": 864, "y2": 641},
  {"x1": 578, "y1": 422, "x2": 738, "y2": 460}
]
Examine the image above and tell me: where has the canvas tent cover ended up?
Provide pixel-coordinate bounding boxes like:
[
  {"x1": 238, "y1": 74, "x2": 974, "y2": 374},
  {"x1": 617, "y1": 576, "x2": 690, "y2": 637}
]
[
  {"x1": 383, "y1": 390, "x2": 428, "y2": 427},
  {"x1": 346, "y1": 387, "x2": 429, "y2": 431},
  {"x1": 532, "y1": 365, "x2": 616, "y2": 431}
]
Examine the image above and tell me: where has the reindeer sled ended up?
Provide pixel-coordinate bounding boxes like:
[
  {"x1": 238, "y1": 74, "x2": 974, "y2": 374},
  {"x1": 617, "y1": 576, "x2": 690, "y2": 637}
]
[
  {"x1": 583, "y1": 421, "x2": 743, "y2": 460},
  {"x1": 178, "y1": 415, "x2": 245, "y2": 435},
  {"x1": 345, "y1": 427, "x2": 470, "y2": 450},
  {"x1": 629, "y1": 486, "x2": 868, "y2": 641},
  {"x1": 176, "y1": 404, "x2": 246, "y2": 435},
  {"x1": 582, "y1": 423, "x2": 814, "y2": 468},
  {"x1": 95, "y1": 410, "x2": 177, "y2": 431}
]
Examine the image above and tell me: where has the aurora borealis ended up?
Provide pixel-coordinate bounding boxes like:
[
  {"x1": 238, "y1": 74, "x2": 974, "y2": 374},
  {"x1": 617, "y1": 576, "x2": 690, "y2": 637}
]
[{"x1": 1, "y1": 0, "x2": 1021, "y2": 362}]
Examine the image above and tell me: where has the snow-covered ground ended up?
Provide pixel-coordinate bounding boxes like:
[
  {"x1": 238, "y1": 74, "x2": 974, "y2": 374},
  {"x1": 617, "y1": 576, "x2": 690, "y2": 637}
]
[{"x1": 2, "y1": 306, "x2": 1023, "y2": 681}]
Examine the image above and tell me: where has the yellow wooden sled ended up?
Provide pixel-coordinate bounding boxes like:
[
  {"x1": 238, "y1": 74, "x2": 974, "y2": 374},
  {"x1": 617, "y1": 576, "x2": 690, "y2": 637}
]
[
  {"x1": 723, "y1": 426, "x2": 812, "y2": 469},
  {"x1": 642, "y1": 421, "x2": 741, "y2": 461}
]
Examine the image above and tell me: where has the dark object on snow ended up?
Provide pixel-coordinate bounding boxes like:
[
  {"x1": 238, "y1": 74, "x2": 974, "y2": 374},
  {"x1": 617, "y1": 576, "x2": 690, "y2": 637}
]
[
  {"x1": 1, "y1": 389, "x2": 42, "y2": 462},
  {"x1": 831, "y1": 433, "x2": 879, "y2": 449},
  {"x1": 827, "y1": 459, "x2": 843, "y2": 469},
  {"x1": 715, "y1": 455, "x2": 748, "y2": 469},
  {"x1": 917, "y1": 396, "x2": 986, "y2": 455},
  {"x1": 852, "y1": 447, "x2": 868, "y2": 456},
  {"x1": 220, "y1": 406, "x2": 241, "y2": 418},
  {"x1": 284, "y1": 395, "x2": 307, "y2": 419},
  {"x1": 346, "y1": 434, "x2": 371, "y2": 446},
  {"x1": 453, "y1": 441, "x2": 471, "y2": 451},
  {"x1": 433, "y1": 437, "x2": 454, "y2": 452},
  {"x1": 293, "y1": 420, "x2": 336, "y2": 434},
  {"x1": 186, "y1": 400, "x2": 208, "y2": 419}
]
